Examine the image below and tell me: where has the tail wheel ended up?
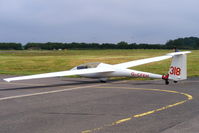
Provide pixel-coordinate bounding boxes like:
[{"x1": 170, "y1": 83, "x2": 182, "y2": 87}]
[
  {"x1": 165, "y1": 80, "x2": 169, "y2": 85},
  {"x1": 162, "y1": 74, "x2": 169, "y2": 85}
]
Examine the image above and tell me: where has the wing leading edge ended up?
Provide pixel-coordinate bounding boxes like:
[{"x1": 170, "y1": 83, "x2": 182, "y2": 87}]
[{"x1": 4, "y1": 67, "x2": 114, "y2": 82}]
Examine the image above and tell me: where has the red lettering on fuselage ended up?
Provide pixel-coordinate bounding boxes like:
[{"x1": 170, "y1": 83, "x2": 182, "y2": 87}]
[{"x1": 131, "y1": 72, "x2": 149, "y2": 78}]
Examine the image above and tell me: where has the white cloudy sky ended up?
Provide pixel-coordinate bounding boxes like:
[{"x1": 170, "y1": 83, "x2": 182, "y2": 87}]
[{"x1": 0, "y1": 0, "x2": 198, "y2": 44}]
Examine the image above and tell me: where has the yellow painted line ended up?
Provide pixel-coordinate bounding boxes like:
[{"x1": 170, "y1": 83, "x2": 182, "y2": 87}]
[
  {"x1": 81, "y1": 87, "x2": 193, "y2": 133},
  {"x1": 114, "y1": 117, "x2": 132, "y2": 124}
]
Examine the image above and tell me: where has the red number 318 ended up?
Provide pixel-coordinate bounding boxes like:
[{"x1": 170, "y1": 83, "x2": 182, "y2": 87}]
[{"x1": 170, "y1": 66, "x2": 181, "y2": 76}]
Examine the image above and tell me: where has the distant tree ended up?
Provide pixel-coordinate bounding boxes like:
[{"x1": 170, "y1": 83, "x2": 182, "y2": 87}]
[
  {"x1": 165, "y1": 37, "x2": 199, "y2": 49},
  {"x1": 0, "y1": 43, "x2": 22, "y2": 50},
  {"x1": 117, "y1": 41, "x2": 129, "y2": 49}
]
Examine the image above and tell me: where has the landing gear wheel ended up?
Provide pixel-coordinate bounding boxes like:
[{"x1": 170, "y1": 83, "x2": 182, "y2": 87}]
[
  {"x1": 99, "y1": 78, "x2": 107, "y2": 83},
  {"x1": 165, "y1": 80, "x2": 169, "y2": 85},
  {"x1": 162, "y1": 74, "x2": 169, "y2": 85},
  {"x1": 100, "y1": 80, "x2": 107, "y2": 83},
  {"x1": 174, "y1": 81, "x2": 178, "y2": 83}
]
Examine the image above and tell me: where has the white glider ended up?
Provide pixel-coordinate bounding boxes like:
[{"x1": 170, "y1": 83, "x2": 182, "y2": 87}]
[{"x1": 4, "y1": 51, "x2": 191, "y2": 84}]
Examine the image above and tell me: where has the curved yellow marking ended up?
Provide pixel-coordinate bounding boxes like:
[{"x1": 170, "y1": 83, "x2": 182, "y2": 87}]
[{"x1": 81, "y1": 87, "x2": 193, "y2": 133}]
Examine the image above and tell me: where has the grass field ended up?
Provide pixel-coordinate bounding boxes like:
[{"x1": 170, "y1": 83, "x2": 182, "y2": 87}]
[{"x1": 0, "y1": 49, "x2": 198, "y2": 78}]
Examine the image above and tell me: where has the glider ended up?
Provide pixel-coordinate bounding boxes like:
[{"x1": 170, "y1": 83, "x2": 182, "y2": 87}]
[{"x1": 3, "y1": 51, "x2": 191, "y2": 85}]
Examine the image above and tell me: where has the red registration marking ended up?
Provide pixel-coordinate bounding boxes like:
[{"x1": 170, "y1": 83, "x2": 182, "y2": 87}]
[
  {"x1": 170, "y1": 66, "x2": 181, "y2": 76},
  {"x1": 131, "y1": 72, "x2": 149, "y2": 78}
]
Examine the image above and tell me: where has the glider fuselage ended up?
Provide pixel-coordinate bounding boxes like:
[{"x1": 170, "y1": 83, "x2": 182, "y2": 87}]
[{"x1": 75, "y1": 63, "x2": 162, "y2": 79}]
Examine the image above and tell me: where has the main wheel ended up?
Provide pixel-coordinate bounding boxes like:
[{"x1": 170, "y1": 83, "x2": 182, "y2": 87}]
[
  {"x1": 99, "y1": 78, "x2": 107, "y2": 83},
  {"x1": 100, "y1": 80, "x2": 107, "y2": 83},
  {"x1": 174, "y1": 81, "x2": 178, "y2": 83}
]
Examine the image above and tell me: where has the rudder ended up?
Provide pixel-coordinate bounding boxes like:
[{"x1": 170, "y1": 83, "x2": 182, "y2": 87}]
[{"x1": 169, "y1": 53, "x2": 188, "y2": 81}]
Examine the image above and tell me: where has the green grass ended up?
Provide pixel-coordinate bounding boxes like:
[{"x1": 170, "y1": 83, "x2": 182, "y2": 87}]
[{"x1": 0, "y1": 49, "x2": 198, "y2": 77}]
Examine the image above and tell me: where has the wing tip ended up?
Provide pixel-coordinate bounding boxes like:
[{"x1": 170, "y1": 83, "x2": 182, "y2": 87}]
[
  {"x1": 3, "y1": 79, "x2": 11, "y2": 82},
  {"x1": 167, "y1": 51, "x2": 191, "y2": 56}
]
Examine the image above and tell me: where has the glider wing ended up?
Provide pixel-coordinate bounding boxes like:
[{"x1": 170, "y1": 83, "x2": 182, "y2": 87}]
[
  {"x1": 114, "y1": 51, "x2": 191, "y2": 69},
  {"x1": 4, "y1": 67, "x2": 114, "y2": 82}
]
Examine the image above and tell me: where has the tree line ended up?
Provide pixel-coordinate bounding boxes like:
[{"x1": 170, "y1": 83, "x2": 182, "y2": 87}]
[
  {"x1": 1, "y1": 37, "x2": 199, "y2": 50},
  {"x1": 0, "y1": 43, "x2": 22, "y2": 50}
]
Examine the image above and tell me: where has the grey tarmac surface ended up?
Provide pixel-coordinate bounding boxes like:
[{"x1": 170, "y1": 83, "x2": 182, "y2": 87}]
[{"x1": 0, "y1": 75, "x2": 199, "y2": 133}]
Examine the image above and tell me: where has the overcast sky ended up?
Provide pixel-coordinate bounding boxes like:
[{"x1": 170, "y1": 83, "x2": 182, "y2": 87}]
[{"x1": 0, "y1": 0, "x2": 198, "y2": 44}]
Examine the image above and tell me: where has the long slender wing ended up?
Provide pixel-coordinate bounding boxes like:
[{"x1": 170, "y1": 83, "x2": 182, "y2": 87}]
[
  {"x1": 4, "y1": 67, "x2": 114, "y2": 82},
  {"x1": 114, "y1": 56, "x2": 171, "y2": 68},
  {"x1": 114, "y1": 51, "x2": 191, "y2": 69}
]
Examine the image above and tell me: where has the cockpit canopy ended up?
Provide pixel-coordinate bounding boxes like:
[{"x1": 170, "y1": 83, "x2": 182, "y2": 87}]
[{"x1": 71, "y1": 62, "x2": 101, "y2": 70}]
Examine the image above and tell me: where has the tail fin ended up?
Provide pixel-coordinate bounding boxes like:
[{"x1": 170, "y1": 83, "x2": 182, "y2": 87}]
[{"x1": 168, "y1": 51, "x2": 191, "y2": 81}]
